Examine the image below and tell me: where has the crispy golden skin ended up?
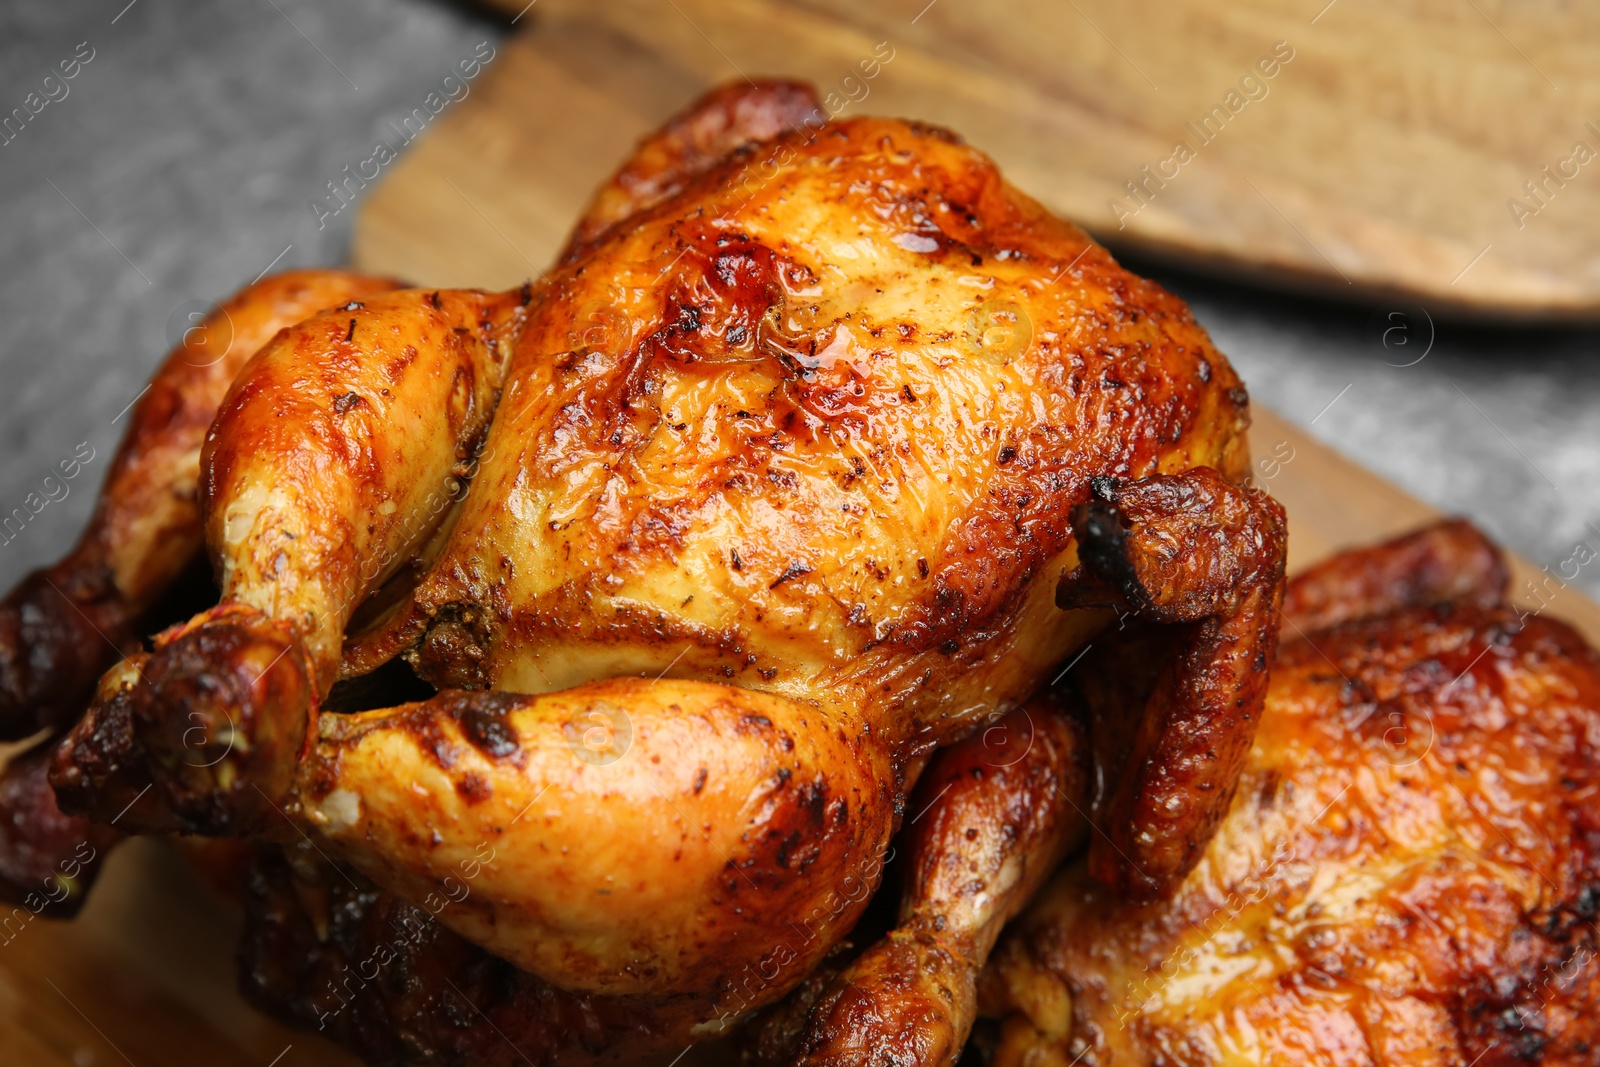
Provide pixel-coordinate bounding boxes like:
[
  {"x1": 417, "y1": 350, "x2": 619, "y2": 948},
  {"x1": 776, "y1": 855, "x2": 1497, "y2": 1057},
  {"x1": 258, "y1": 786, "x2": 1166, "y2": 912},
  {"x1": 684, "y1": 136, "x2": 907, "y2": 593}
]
[
  {"x1": 55, "y1": 82, "x2": 1283, "y2": 1052},
  {"x1": 983, "y1": 522, "x2": 1600, "y2": 1066},
  {"x1": 403, "y1": 112, "x2": 1261, "y2": 727},
  {"x1": 201, "y1": 286, "x2": 528, "y2": 685}
]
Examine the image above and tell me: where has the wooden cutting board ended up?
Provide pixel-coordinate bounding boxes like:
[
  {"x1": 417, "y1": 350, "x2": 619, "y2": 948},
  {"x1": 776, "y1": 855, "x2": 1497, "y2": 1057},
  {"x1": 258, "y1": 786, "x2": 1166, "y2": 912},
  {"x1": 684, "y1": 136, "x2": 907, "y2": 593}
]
[
  {"x1": 370, "y1": 0, "x2": 1600, "y2": 320},
  {"x1": 9, "y1": 7, "x2": 1600, "y2": 1065}
]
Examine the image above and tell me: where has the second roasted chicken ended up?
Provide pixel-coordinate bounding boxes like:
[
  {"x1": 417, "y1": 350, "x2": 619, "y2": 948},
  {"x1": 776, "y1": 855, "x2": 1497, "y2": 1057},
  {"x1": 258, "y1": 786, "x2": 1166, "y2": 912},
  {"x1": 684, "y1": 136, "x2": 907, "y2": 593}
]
[{"x1": 982, "y1": 521, "x2": 1600, "y2": 1066}]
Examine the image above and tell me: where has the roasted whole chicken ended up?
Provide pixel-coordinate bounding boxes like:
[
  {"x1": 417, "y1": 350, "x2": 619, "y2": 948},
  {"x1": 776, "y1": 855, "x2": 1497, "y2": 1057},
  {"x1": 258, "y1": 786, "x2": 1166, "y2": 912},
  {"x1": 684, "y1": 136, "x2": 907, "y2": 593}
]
[
  {"x1": 2, "y1": 80, "x2": 1289, "y2": 1063},
  {"x1": 981, "y1": 520, "x2": 1600, "y2": 1066}
]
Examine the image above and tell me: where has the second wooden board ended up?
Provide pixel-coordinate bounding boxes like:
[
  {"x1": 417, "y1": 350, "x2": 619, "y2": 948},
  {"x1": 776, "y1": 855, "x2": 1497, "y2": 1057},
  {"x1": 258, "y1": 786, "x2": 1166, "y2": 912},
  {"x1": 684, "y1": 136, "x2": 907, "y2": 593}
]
[{"x1": 448, "y1": 0, "x2": 1600, "y2": 320}]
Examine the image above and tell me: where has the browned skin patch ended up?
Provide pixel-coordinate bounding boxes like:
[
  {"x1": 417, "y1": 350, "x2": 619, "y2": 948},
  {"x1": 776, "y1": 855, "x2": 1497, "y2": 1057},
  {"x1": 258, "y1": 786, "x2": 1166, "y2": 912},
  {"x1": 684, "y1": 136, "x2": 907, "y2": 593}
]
[
  {"x1": 0, "y1": 270, "x2": 401, "y2": 739},
  {"x1": 984, "y1": 522, "x2": 1600, "y2": 1067}
]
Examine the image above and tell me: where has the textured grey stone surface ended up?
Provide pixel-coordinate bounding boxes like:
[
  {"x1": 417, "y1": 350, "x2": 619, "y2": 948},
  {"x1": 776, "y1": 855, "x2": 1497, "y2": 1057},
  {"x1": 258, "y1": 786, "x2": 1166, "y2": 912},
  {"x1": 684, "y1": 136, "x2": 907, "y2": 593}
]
[
  {"x1": 0, "y1": 0, "x2": 503, "y2": 586},
  {"x1": 1, "y1": 1, "x2": 1596, "y2": 602}
]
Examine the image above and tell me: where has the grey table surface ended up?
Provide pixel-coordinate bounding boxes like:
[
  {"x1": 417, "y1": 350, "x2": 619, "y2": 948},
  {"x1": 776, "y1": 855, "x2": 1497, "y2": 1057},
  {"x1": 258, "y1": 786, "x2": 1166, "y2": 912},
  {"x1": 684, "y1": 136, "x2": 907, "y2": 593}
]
[{"x1": 2, "y1": 0, "x2": 1597, "y2": 603}]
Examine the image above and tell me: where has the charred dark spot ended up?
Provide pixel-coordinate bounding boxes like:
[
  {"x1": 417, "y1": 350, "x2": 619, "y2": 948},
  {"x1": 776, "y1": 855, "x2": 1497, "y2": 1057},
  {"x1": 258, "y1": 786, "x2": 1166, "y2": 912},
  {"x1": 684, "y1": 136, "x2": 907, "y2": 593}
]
[
  {"x1": 730, "y1": 548, "x2": 743, "y2": 571},
  {"x1": 693, "y1": 767, "x2": 708, "y2": 795},
  {"x1": 1090, "y1": 476, "x2": 1120, "y2": 502},
  {"x1": 404, "y1": 711, "x2": 460, "y2": 772},
  {"x1": 1228, "y1": 385, "x2": 1250, "y2": 408},
  {"x1": 332, "y1": 392, "x2": 364, "y2": 414},
  {"x1": 454, "y1": 772, "x2": 492, "y2": 805},
  {"x1": 457, "y1": 703, "x2": 518, "y2": 764},
  {"x1": 770, "y1": 560, "x2": 812, "y2": 589},
  {"x1": 518, "y1": 281, "x2": 533, "y2": 306},
  {"x1": 429, "y1": 291, "x2": 443, "y2": 310},
  {"x1": 346, "y1": 319, "x2": 357, "y2": 343},
  {"x1": 1574, "y1": 885, "x2": 1599, "y2": 920},
  {"x1": 1487, "y1": 1006, "x2": 1549, "y2": 1060},
  {"x1": 1257, "y1": 770, "x2": 1280, "y2": 808},
  {"x1": 796, "y1": 778, "x2": 829, "y2": 825},
  {"x1": 772, "y1": 829, "x2": 805, "y2": 869},
  {"x1": 997, "y1": 446, "x2": 1017, "y2": 465}
]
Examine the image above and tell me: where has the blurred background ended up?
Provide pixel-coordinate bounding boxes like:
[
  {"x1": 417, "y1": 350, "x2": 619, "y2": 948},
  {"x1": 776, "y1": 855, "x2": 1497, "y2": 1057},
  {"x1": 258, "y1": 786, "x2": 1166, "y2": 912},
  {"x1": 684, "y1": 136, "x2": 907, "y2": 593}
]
[{"x1": 1, "y1": 0, "x2": 1596, "y2": 602}]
